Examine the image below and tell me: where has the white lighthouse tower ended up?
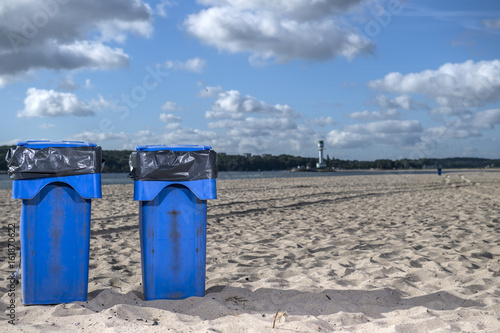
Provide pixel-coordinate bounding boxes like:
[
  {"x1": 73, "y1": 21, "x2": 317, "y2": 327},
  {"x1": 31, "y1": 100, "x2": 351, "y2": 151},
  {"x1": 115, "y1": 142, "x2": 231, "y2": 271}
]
[{"x1": 316, "y1": 140, "x2": 326, "y2": 169}]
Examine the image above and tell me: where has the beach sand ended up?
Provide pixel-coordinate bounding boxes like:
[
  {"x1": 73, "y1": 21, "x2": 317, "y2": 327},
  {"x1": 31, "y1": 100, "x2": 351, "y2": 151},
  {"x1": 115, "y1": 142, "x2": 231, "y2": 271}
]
[{"x1": 1, "y1": 171, "x2": 500, "y2": 332}]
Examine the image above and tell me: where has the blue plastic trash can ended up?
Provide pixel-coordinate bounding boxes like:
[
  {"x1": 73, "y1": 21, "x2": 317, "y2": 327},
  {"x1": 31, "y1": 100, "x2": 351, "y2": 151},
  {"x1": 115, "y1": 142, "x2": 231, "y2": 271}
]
[
  {"x1": 130, "y1": 145, "x2": 217, "y2": 300},
  {"x1": 9, "y1": 140, "x2": 102, "y2": 305}
]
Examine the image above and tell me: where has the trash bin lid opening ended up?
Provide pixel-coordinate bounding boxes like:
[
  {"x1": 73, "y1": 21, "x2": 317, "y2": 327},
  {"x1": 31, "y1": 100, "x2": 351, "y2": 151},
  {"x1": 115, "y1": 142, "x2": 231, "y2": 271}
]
[
  {"x1": 17, "y1": 140, "x2": 97, "y2": 148},
  {"x1": 136, "y1": 145, "x2": 212, "y2": 152}
]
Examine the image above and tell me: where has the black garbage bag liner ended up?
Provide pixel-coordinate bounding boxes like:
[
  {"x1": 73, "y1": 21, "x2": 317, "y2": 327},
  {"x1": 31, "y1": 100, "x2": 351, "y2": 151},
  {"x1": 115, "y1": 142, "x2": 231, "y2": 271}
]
[
  {"x1": 129, "y1": 149, "x2": 217, "y2": 181},
  {"x1": 6, "y1": 146, "x2": 103, "y2": 180}
]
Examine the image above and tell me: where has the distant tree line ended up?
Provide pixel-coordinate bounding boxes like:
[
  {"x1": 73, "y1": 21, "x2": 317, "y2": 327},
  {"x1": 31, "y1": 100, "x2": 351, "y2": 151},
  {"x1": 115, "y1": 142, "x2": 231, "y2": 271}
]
[
  {"x1": 0, "y1": 146, "x2": 498, "y2": 173},
  {"x1": 101, "y1": 150, "x2": 134, "y2": 173},
  {"x1": 217, "y1": 154, "x2": 500, "y2": 171}
]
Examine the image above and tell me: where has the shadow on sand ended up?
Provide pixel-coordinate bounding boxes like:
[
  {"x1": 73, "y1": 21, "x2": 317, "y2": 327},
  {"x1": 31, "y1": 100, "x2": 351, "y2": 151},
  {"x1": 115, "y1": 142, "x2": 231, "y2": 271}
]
[{"x1": 80, "y1": 285, "x2": 482, "y2": 321}]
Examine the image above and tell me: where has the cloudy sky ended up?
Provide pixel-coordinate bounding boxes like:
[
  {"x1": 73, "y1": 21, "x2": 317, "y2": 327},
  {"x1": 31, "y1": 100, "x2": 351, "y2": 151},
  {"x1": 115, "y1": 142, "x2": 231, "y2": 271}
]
[{"x1": 1, "y1": 0, "x2": 499, "y2": 160}]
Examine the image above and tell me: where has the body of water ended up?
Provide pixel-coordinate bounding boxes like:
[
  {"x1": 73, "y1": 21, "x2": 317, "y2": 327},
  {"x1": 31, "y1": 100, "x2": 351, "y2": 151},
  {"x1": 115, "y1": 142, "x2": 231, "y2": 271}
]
[{"x1": 1, "y1": 169, "x2": 494, "y2": 190}]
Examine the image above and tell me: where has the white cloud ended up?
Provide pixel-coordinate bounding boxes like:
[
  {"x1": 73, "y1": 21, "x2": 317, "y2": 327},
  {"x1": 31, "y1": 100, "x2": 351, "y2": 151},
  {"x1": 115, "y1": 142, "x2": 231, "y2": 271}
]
[
  {"x1": 85, "y1": 79, "x2": 93, "y2": 89},
  {"x1": 344, "y1": 120, "x2": 422, "y2": 135},
  {"x1": 368, "y1": 60, "x2": 500, "y2": 112},
  {"x1": 0, "y1": 74, "x2": 17, "y2": 89},
  {"x1": 196, "y1": 0, "x2": 365, "y2": 20},
  {"x1": 471, "y1": 108, "x2": 500, "y2": 129},
  {"x1": 132, "y1": 107, "x2": 499, "y2": 155},
  {"x1": 214, "y1": 122, "x2": 314, "y2": 154},
  {"x1": 0, "y1": 78, "x2": 6, "y2": 89},
  {"x1": 184, "y1": 1, "x2": 373, "y2": 64},
  {"x1": 429, "y1": 106, "x2": 471, "y2": 116},
  {"x1": 371, "y1": 94, "x2": 428, "y2": 110},
  {"x1": 326, "y1": 120, "x2": 423, "y2": 148},
  {"x1": 348, "y1": 109, "x2": 400, "y2": 121},
  {"x1": 130, "y1": 129, "x2": 161, "y2": 147},
  {"x1": 208, "y1": 116, "x2": 297, "y2": 131},
  {"x1": 89, "y1": 95, "x2": 120, "y2": 111},
  {"x1": 423, "y1": 109, "x2": 500, "y2": 140},
  {"x1": 425, "y1": 126, "x2": 481, "y2": 140},
  {"x1": 18, "y1": 88, "x2": 94, "y2": 118},
  {"x1": 165, "y1": 123, "x2": 181, "y2": 130},
  {"x1": 205, "y1": 90, "x2": 300, "y2": 119},
  {"x1": 96, "y1": 19, "x2": 153, "y2": 43},
  {"x1": 201, "y1": 88, "x2": 319, "y2": 153},
  {"x1": 165, "y1": 57, "x2": 207, "y2": 73},
  {"x1": 100, "y1": 96, "x2": 310, "y2": 153},
  {"x1": 326, "y1": 130, "x2": 368, "y2": 149},
  {"x1": 0, "y1": 0, "x2": 153, "y2": 87},
  {"x1": 161, "y1": 101, "x2": 184, "y2": 111},
  {"x1": 135, "y1": 130, "x2": 152, "y2": 137},
  {"x1": 159, "y1": 113, "x2": 182, "y2": 122},
  {"x1": 57, "y1": 41, "x2": 129, "y2": 70},
  {"x1": 160, "y1": 126, "x2": 219, "y2": 146},
  {"x1": 18, "y1": 88, "x2": 116, "y2": 118},
  {"x1": 46, "y1": 86, "x2": 336, "y2": 155},
  {"x1": 304, "y1": 116, "x2": 336, "y2": 127},
  {"x1": 156, "y1": 0, "x2": 174, "y2": 18},
  {"x1": 70, "y1": 131, "x2": 130, "y2": 143}
]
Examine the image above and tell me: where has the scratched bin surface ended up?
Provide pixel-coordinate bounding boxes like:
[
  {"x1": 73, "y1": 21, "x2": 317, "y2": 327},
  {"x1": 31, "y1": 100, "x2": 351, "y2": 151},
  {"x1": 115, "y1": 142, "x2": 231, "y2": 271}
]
[
  {"x1": 139, "y1": 185, "x2": 207, "y2": 300},
  {"x1": 20, "y1": 183, "x2": 92, "y2": 304}
]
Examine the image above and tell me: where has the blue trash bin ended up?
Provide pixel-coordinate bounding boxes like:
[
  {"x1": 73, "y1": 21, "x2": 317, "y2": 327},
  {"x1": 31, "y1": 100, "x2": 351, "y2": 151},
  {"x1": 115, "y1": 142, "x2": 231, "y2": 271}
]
[
  {"x1": 437, "y1": 168, "x2": 442, "y2": 176},
  {"x1": 9, "y1": 140, "x2": 102, "y2": 305},
  {"x1": 130, "y1": 145, "x2": 217, "y2": 300}
]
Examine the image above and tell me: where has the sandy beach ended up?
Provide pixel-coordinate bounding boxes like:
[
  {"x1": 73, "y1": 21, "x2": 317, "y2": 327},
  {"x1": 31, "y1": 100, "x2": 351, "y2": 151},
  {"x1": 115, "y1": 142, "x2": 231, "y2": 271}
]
[{"x1": 1, "y1": 171, "x2": 500, "y2": 332}]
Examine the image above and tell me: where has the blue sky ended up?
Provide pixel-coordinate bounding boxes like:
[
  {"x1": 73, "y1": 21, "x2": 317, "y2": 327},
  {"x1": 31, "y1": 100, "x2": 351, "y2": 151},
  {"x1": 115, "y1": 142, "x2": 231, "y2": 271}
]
[{"x1": 1, "y1": 0, "x2": 499, "y2": 160}]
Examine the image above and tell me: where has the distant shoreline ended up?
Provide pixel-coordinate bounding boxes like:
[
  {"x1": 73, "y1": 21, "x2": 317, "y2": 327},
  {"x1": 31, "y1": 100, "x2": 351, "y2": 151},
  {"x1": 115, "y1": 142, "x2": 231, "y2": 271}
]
[
  {"x1": 2, "y1": 168, "x2": 499, "y2": 190},
  {"x1": 100, "y1": 167, "x2": 500, "y2": 174},
  {"x1": 1, "y1": 167, "x2": 499, "y2": 176}
]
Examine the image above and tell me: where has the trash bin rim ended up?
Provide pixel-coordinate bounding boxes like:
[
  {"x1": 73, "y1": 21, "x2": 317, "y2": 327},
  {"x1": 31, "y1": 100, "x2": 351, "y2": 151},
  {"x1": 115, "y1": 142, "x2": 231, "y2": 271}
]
[
  {"x1": 135, "y1": 144, "x2": 212, "y2": 152},
  {"x1": 12, "y1": 174, "x2": 102, "y2": 200},
  {"x1": 133, "y1": 178, "x2": 216, "y2": 201},
  {"x1": 17, "y1": 140, "x2": 97, "y2": 148}
]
